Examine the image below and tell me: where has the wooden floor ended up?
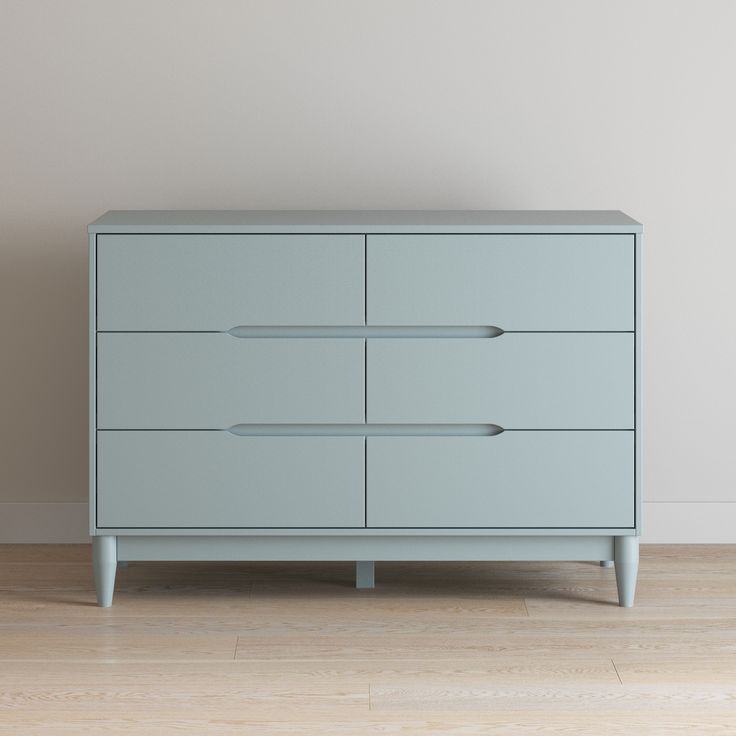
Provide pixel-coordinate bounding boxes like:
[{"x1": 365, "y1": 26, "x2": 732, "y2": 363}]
[{"x1": 0, "y1": 545, "x2": 735, "y2": 734}]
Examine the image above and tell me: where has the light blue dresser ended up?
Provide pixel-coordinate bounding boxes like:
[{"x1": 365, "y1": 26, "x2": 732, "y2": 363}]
[{"x1": 89, "y1": 210, "x2": 642, "y2": 607}]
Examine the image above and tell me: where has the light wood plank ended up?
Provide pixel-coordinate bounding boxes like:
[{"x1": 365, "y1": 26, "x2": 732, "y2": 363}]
[
  {"x1": 370, "y1": 684, "x2": 736, "y2": 711},
  {"x1": 0, "y1": 683, "x2": 367, "y2": 716},
  {"x1": 0, "y1": 620, "x2": 238, "y2": 661},
  {"x1": 613, "y1": 656, "x2": 736, "y2": 684},
  {"x1": 0, "y1": 658, "x2": 620, "y2": 685},
  {"x1": 1, "y1": 715, "x2": 734, "y2": 735},
  {"x1": 1, "y1": 545, "x2": 736, "y2": 733}
]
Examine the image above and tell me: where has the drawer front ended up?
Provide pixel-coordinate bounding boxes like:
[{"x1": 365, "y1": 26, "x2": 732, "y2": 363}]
[
  {"x1": 367, "y1": 432, "x2": 634, "y2": 528},
  {"x1": 367, "y1": 234, "x2": 633, "y2": 330},
  {"x1": 97, "y1": 432, "x2": 365, "y2": 528},
  {"x1": 97, "y1": 234, "x2": 365, "y2": 330},
  {"x1": 97, "y1": 334, "x2": 364, "y2": 428},
  {"x1": 367, "y1": 334, "x2": 633, "y2": 428}
]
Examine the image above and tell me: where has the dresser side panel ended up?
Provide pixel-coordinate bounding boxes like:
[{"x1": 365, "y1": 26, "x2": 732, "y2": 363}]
[
  {"x1": 635, "y1": 231, "x2": 643, "y2": 534},
  {"x1": 89, "y1": 233, "x2": 97, "y2": 536}
]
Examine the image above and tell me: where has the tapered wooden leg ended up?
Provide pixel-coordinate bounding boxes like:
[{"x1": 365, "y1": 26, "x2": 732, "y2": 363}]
[
  {"x1": 93, "y1": 535, "x2": 117, "y2": 607},
  {"x1": 356, "y1": 561, "x2": 375, "y2": 589},
  {"x1": 600, "y1": 560, "x2": 613, "y2": 567},
  {"x1": 614, "y1": 536, "x2": 639, "y2": 607}
]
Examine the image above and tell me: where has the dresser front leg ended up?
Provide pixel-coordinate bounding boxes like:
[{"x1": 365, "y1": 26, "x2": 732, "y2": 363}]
[
  {"x1": 614, "y1": 536, "x2": 639, "y2": 607},
  {"x1": 356, "y1": 561, "x2": 375, "y2": 589},
  {"x1": 93, "y1": 535, "x2": 117, "y2": 607}
]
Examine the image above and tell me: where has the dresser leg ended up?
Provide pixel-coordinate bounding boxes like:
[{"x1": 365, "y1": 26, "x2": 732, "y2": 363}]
[
  {"x1": 355, "y1": 561, "x2": 375, "y2": 589},
  {"x1": 600, "y1": 560, "x2": 613, "y2": 567},
  {"x1": 614, "y1": 536, "x2": 639, "y2": 607},
  {"x1": 93, "y1": 535, "x2": 117, "y2": 607}
]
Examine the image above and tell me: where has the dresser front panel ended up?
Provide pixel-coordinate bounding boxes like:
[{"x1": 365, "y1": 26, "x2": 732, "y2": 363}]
[
  {"x1": 97, "y1": 234, "x2": 365, "y2": 330},
  {"x1": 366, "y1": 234, "x2": 633, "y2": 330},
  {"x1": 97, "y1": 432, "x2": 365, "y2": 528},
  {"x1": 366, "y1": 334, "x2": 633, "y2": 428},
  {"x1": 367, "y1": 433, "x2": 634, "y2": 528},
  {"x1": 97, "y1": 334, "x2": 365, "y2": 428}
]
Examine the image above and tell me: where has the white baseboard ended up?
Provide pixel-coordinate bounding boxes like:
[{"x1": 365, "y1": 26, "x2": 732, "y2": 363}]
[
  {"x1": 0, "y1": 502, "x2": 734, "y2": 544},
  {"x1": 0, "y1": 503, "x2": 89, "y2": 543},
  {"x1": 641, "y1": 502, "x2": 736, "y2": 543}
]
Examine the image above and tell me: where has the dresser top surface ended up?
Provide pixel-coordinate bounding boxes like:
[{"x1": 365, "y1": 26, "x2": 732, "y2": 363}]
[{"x1": 89, "y1": 210, "x2": 642, "y2": 234}]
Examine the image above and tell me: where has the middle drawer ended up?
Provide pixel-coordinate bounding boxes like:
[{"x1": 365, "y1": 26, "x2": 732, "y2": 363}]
[
  {"x1": 97, "y1": 334, "x2": 365, "y2": 428},
  {"x1": 367, "y1": 334, "x2": 633, "y2": 428}
]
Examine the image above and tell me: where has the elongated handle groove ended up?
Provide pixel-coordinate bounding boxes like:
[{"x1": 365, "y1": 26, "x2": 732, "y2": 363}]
[
  {"x1": 224, "y1": 424, "x2": 504, "y2": 437},
  {"x1": 226, "y1": 326, "x2": 504, "y2": 338}
]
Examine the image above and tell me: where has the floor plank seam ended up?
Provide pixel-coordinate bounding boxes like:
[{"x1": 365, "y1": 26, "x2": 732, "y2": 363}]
[{"x1": 611, "y1": 657, "x2": 623, "y2": 685}]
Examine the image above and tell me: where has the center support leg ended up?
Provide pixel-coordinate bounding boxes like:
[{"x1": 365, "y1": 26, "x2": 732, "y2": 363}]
[
  {"x1": 614, "y1": 535, "x2": 639, "y2": 607},
  {"x1": 93, "y1": 535, "x2": 117, "y2": 607},
  {"x1": 355, "y1": 561, "x2": 375, "y2": 589}
]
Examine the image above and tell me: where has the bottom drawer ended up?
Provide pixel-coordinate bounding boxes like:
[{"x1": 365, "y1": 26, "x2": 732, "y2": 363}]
[
  {"x1": 367, "y1": 432, "x2": 634, "y2": 528},
  {"x1": 97, "y1": 432, "x2": 365, "y2": 528}
]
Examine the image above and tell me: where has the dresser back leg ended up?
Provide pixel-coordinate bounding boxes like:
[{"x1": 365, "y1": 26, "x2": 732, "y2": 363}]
[
  {"x1": 600, "y1": 560, "x2": 614, "y2": 567},
  {"x1": 614, "y1": 536, "x2": 639, "y2": 607},
  {"x1": 93, "y1": 535, "x2": 117, "y2": 607},
  {"x1": 356, "y1": 561, "x2": 375, "y2": 589}
]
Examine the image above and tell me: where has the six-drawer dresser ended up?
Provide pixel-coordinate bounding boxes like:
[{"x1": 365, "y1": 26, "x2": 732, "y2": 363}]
[{"x1": 89, "y1": 210, "x2": 642, "y2": 607}]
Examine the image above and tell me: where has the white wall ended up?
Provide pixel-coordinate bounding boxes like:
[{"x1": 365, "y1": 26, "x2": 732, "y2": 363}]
[{"x1": 1, "y1": 0, "x2": 735, "y2": 542}]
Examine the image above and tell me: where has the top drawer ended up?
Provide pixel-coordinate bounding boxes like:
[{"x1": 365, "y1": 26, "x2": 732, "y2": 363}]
[
  {"x1": 96, "y1": 234, "x2": 365, "y2": 330},
  {"x1": 366, "y1": 234, "x2": 634, "y2": 330}
]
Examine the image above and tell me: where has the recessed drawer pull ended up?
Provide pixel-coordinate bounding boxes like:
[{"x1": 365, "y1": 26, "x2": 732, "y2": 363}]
[
  {"x1": 226, "y1": 326, "x2": 504, "y2": 338},
  {"x1": 224, "y1": 424, "x2": 505, "y2": 437}
]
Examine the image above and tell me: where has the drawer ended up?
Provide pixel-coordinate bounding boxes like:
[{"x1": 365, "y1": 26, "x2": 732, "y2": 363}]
[
  {"x1": 367, "y1": 432, "x2": 634, "y2": 528},
  {"x1": 367, "y1": 334, "x2": 633, "y2": 428},
  {"x1": 96, "y1": 234, "x2": 365, "y2": 330},
  {"x1": 366, "y1": 234, "x2": 633, "y2": 330},
  {"x1": 97, "y1": 334, "x2": 364, "y2": 428},
  {"x1": 97, "y1": 432, "x2": 365, "y2": 528}
]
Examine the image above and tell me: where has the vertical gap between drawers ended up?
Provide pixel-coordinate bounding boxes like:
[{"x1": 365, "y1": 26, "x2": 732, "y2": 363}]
[{"x1": 364, "y1": 234, "x2": 367, "y2": 528}]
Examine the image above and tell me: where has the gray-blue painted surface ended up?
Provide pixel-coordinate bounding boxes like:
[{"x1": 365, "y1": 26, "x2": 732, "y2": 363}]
[
  {"x1": 89, "y1": 209, "x2": 641, "y2": 607},
  {"x1": 92, "y1": 536, "x2": 116, "y2": 607},
  {"x1": 116, "y1": 534, "x2": 616, "y2": 561},
  {"x1": 368, "y1": 234, "x2": 634, "y2": 330},
  {"x1": 97, "y1": 234, "x2": 365, "y2": 330},
  {"x1": 367, "y1": 335, "x2": 633, "y2": 428},
  {"x1": 367, "y1": 433, "x2": 634, "y2": 528},
  {"x1": 89, "y1": 210, "x2": 642, "y2": 234},
  {"x1": 98, "y1": 432, "x2": 365, "y2": 528},
  {"x1": 615, "y1": 535, "x2": 639, "y2": 608},
  {"x1": 355, "y1": 561, "x2": 375, "y2": 588},
  {"x1": 97, "y1": 334, "x2": 365, "y2": 427}
]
